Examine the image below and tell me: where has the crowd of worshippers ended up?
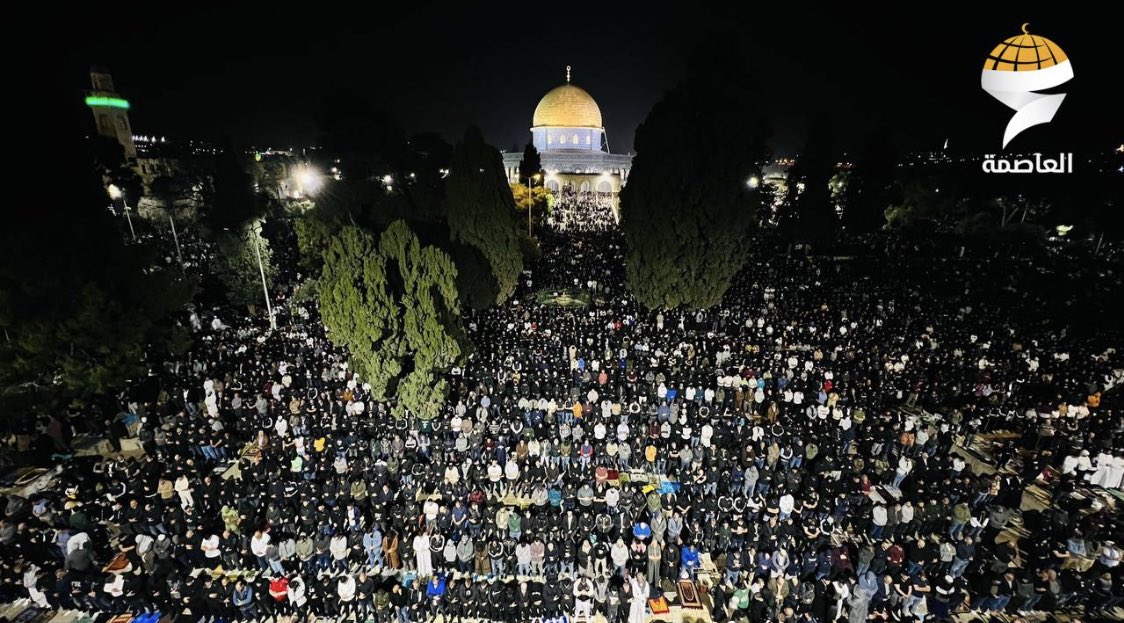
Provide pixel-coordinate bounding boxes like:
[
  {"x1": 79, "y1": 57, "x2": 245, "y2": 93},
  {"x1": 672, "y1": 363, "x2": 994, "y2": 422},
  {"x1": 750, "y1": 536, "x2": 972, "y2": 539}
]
[
  {"x1": 548, "y1": 189, "x2": 618, "y2": 233},
  {"x1": 1, "y1": 227, "x2": 1122, "y2": 623}
]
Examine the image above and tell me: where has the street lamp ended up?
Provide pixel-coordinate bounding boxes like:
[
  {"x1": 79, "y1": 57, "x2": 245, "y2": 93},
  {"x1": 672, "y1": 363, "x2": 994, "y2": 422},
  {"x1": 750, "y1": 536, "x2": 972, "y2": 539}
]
[
  {"x1": 107, "y1": 184, "x2": 136, "y2": 241},
  {"x1": 527, "y1": 173, "x2": 541, "y2": 237},
  {"x1": 251, "y1": 220, "x2": 276, "y2": 330},
  {"x1": 168, "y1": 211, "x2": 183, "y2": 268}
]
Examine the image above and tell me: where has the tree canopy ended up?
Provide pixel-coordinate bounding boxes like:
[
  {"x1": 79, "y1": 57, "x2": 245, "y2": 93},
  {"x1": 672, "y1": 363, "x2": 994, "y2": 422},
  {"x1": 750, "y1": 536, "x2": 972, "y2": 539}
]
[
  {"x1": 199, "y1": 140, "x2": 267, "y2": 236},
  {"x1": 842, "y1": 126, "x2": 898, "y2": 234},
  {"x1": 781, "y1": 115, "x2": 838, "y2": 244},
  {"x1": 445, "y1": 127, "x2": 524, "y2": 307},
  {"x1": 317, "y1": 90, "x2": 449, "y2": 224},
  {"x1": 211, "y1": 224, "x2": 277, "y2": 311},
  {"x1": 621, "y1": 40, "x2": 768, "y2": 309},
  {"x1": 0, "y1": 138, "x2": 195, "y2": 414},
  {"x1": 518, "y1": 142, "x2": 543, "y2": 186},
  {"x1": 318, "y1": 221, "x2": 467, "y2": 419}
]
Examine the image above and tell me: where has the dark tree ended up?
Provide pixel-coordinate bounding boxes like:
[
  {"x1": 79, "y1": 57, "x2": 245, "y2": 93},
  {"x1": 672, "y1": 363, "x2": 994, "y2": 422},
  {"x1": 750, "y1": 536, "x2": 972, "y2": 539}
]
[
  {"x1": 1063, "y1": 150, "x2": 1124, "y2": 253},
  {"x1": 210, "y1": 226, "x2": 277, "y2": 312},
  {"x1": 518, "y1": 142, "x2": 543, "y2": 186},
  {"x1": 842, "y1": 126, "x2": 898, "y2": 234},
  {"x1": 90, "y1": 135, "x2": 142, "y2": 202},
  {"x1": 319, "y1": 88, "x2": 410, "y2": 183},
  {"x1": 782, "y1": 115, "x2": 837, "y2": 244},
  {"x1": 621, "y1": 39, "x2": 768, "y2": 309},
  {"x1": 318, "y1": 90, "x2": 447, "y2": 223},
  {"x1": 445, "y1": 127, "x2": 524, "y2": 307},
  {"x1": 149, "y1": 175, "x2": 193, "y2": 215},
  {"x1": 318, "y1": 222, "x2": 467, "y2": 419},
  {"x1": 0, "y1": 135, "x2": 195, "y2": 415},
  {"x1": 199, "y1": 140, "x2": 266, "y2": 236}
]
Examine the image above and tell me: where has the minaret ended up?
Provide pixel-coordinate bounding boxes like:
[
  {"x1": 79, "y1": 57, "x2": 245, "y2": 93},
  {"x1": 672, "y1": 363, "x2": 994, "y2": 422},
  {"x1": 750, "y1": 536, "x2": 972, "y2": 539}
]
[{"x1": 87, "y1": 67, "x2": 136, "y2": 160}]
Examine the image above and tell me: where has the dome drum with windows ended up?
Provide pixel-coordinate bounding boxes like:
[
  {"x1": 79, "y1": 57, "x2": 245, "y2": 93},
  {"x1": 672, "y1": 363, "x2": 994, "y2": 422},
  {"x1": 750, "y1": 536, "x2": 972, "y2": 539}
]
[{"x1": 531, "y1": 65, "x2": 606, "y2": 153}]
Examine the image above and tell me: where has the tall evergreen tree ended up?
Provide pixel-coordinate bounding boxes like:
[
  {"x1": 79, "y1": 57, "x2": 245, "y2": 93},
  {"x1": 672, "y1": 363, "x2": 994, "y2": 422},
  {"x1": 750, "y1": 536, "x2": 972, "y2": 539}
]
[
  {"x1": 200, "y1": 140, "x2": 265, "y2": 236},
  {"x1": 621, "y1": 40, "x2": 768, "y2": 309},
  {"x1": 211, "y1": 225, "x2": 277, "y2": 312},
  {"x1": 842, "y1": 126, "x2": 898, "y2": 234},
  {"x1": 518, "y1": 142, "x2": 543, "y2": 186},
  {"x1": 782, "y1": 116, "x2": 837, "y2": 244},
  {"x1": 318, "y1": 221, "x2": 467, "y2": 419},
  {"x1": 446, "y1": 127, "x2": 524, "y2": 307}
]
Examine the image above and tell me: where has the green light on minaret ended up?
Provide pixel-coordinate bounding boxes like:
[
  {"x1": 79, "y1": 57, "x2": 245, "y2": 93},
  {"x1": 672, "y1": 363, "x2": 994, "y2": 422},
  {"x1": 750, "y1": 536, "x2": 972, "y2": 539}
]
[{"x1": 85, "y1": 96, "x2": 130, "y2": 110}]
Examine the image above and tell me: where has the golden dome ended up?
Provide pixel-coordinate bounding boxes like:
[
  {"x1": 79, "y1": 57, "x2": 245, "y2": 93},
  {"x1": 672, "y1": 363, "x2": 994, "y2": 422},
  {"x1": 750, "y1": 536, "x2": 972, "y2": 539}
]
[
  {"x1": 532, "y1": 84, "x2": 603, "y2": 129},
  {"x1": 984, "y1": 24, "x2": 1068, "y2": 72}
]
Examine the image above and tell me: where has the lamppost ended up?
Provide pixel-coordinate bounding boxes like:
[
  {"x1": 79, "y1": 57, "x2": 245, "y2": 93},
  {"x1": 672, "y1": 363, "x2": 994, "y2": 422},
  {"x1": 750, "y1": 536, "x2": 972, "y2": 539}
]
[
  {"x1": 107, "y1": 184, "x2": 136, "y2": 241},
  {"x1": 527, "y1": 173, "x2": 541, "y2": 237},
  {"x1": 169, "y1": 211, "x2": 183, "y2": 267},
  {"x1": 251, "y1": 220, "x2": 276, "y2": 330}
]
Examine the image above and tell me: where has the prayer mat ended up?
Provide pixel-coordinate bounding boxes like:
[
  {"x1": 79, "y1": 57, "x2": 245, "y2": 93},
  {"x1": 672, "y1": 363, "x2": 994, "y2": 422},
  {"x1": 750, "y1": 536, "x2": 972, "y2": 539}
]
[
  {"x1": 30, "y1": 612, "x2": 55, "y2": 623},
  {"x1": 12, "y1": 609, "x2": 43, "y2": 623},
  {"x1": 648, "y1": 596, "x2": 670, "y2": 615},
  {"x1": 103, "y1": 552, "x2": 132, "y2": 573},
  {"x1": 9, "y1": 467, "x2": 49, "y2": 487},
  {"x1": 677, "y1": 579, "x2": 703, "y2": 609}
]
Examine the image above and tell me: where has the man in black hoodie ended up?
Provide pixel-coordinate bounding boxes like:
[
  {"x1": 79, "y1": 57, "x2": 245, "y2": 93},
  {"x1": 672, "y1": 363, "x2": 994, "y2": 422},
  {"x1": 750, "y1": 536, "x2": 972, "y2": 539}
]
[{"x1": 354, "y1": 570, "x2": 374, "y2": 620}]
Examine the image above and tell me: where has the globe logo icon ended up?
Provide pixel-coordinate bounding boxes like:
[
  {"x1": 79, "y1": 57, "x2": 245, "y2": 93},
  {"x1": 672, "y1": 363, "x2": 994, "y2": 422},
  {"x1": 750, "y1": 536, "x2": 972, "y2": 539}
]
[{"x1": 981, "y1": 24, "x2": 1074, "y2": 148}]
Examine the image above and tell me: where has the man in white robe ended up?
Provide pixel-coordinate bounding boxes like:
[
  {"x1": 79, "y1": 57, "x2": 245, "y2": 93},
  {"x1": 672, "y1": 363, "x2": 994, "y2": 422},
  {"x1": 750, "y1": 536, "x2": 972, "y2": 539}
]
[{"x1": 628, "y1": 574, "x2": 650, "y2": 623}]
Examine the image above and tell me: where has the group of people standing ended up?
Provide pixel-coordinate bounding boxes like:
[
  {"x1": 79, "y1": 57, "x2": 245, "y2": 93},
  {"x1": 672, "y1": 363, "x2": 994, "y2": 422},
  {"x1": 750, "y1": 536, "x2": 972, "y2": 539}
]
[{"x1": 1, "y1": 208, "x2": 1120, "y2": 623}]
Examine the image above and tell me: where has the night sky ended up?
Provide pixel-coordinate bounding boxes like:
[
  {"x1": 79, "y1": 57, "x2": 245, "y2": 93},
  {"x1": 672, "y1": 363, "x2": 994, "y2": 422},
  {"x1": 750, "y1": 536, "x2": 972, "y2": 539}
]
[{"x1": 48, "y1": 6, "x2": 1118, "y2": 156}]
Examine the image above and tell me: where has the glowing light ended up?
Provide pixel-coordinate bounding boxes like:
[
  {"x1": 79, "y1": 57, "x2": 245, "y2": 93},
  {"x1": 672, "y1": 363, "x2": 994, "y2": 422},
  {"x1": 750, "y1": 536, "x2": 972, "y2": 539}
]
[
  {"x1": 1055, "y1": 225, "x2": 1073, "y2": 236},
  {"x1": 382, "y1": 175, "x2": 394, "y2": 185},
  {"x1": 747, "y1": 176, "x2": 760, "y2": 189},
  {"x1": 107, "y1": 184, "x2": 123, "y2": 200},
  {"x1": 292, "y1": 165, "x2": 323, "y2": 197},
  {"x1": 85, "y1": 96, "x2": 130, "y2": 110}
]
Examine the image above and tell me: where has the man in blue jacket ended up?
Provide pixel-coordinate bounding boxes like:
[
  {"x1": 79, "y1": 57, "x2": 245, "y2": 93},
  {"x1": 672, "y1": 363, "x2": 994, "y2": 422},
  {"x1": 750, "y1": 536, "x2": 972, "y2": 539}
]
[{"x1": 681, "y1": 542, "x2": 700, "y2": 579}]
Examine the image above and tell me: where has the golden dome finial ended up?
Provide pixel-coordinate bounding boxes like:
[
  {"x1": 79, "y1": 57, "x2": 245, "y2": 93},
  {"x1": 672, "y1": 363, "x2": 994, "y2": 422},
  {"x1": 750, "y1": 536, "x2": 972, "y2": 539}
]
[
  {"x1": 566, "y1": 65, "x2": 571, "y2": 84},
  {"x1": 1021, "y1": 22, "x2": 1030, "y2": 34}
]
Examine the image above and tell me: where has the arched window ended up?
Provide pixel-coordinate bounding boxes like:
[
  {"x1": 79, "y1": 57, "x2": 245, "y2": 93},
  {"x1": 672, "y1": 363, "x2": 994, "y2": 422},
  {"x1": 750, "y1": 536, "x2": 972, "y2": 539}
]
[
  {"x1": 597, "y1": 180, "x2": 612, "y2": 193},
  {"x1": 580, "y1": 181, "x2": 591, "y2": 193},
  {"x1": 547, "y1": 134, "x2": 553, "y2": 144},
  {"x1": 572, "y1": 134, "x2": 579, "y2": 145},
  {"x1": 545, "y1": 180, "x2": 559, "y2": 192},
  {"x1": 585, "y1": 135, "x2": 591, "y2": 145}
]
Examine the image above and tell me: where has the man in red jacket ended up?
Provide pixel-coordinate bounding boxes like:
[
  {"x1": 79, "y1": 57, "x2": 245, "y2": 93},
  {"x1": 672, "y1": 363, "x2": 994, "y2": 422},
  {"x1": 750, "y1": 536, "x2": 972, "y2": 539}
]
[{"x1": 269, "y1": 575, "x2": 290, "y2": 615}]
